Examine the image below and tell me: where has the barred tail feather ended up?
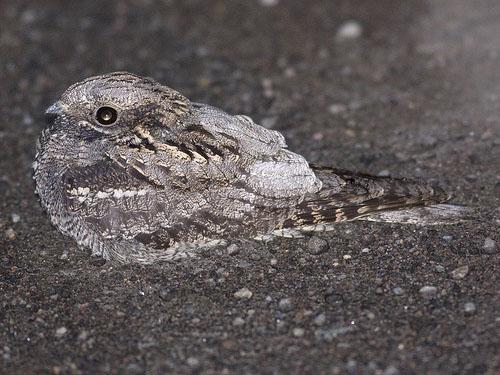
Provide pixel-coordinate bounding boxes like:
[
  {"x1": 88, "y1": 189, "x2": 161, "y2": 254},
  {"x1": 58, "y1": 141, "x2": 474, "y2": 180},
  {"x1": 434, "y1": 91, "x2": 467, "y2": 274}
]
[
  {"x1": 279, "y1": 165, "x2": 471, "y2": 233},
  {"x1": 358, "y1": 204, "x2": 474, "y2": 225}
]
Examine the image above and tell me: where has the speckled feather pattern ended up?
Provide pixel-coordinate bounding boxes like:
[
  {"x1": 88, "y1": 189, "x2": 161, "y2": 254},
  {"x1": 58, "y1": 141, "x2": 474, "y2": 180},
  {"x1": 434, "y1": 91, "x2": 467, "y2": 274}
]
[{"x1": 34, "y1": 72, "x2": 467, "y2": 263}]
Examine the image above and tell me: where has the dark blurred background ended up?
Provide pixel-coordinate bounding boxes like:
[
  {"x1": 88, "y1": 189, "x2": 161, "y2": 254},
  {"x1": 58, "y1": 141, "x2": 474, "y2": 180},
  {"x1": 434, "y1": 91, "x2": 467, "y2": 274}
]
[{"x1": 1, "y1": 1, "x2": 499, "y2": 374}]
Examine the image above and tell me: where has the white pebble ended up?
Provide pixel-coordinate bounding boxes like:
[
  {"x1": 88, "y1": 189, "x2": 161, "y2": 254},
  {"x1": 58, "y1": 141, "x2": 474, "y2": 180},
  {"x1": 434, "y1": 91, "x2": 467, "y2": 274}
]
[
  {"x1": 328, "y1": 103, "x2": 347, "y2": 115},
  {"x1": 419, "y1": 285, "x2": 437, "y2": 298},
  {"x1": 234, "y1": 287, "x2": 253, "y2": 299},
  {"x1": 233, "y1": 317, "x2": 245, "y2": 326},
  {"x1": 435, "y1": 265, "x2": 445, "y2": 273},
  {"x1": 464, "y1": 302, "x2": 476, "y2": 314},
  {"x1": 259, "y1": 0, "x2": 279, "y2": 7},
  {"x1": 393, "y1": 287, "x2": 404, "y2": 296},
  {"x1": 336, "y1": 20, "x2": 363, "y2": 41},
  {"x1": 55, "y1": 327, "x2": 67, "y2": 338},
  {"x1": 186, "y1": 357, "x2": 200, "y2": 367},
  {"x1": 5, "y1": 228, "x2": 16, "y2": 240},
  {"x1": 483, "y1": 238, "x2": 497, "y2": 253},
  {"x1": 450, "y1": 265, "x2": 469, "y2": 280},
  {"x1": 314, "y1": 313, "x2": 326, "y2": 326},
  {"x1": 292, "y1": 327, "x2": 305, "y2": 337}
]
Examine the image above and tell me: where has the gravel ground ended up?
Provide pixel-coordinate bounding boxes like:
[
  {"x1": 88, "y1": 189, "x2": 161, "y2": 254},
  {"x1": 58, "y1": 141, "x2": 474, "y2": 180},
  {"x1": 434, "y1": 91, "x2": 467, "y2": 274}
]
[{"x1": 1, "y1": 1, "x2": 499, "y2": 374}]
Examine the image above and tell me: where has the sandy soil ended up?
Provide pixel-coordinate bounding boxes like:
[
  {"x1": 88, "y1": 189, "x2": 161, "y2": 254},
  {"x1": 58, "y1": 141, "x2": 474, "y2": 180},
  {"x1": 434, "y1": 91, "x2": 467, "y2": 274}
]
[{"x1": 1, "y1": 0, "x2": 499, "y2": 373}]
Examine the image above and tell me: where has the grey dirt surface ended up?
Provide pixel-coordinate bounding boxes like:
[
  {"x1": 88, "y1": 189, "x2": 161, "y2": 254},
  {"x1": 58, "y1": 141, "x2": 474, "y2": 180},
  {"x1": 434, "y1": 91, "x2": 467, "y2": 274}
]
[{"x1": 1, "y1": 1, "x2": 499, "y2": 374}]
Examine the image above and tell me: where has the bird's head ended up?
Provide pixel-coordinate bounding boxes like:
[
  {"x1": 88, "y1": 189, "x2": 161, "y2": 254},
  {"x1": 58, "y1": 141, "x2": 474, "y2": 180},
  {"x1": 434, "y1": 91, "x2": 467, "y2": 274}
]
[{"x1": 43, "y1": 72, "x2": 191, "y2": 151}]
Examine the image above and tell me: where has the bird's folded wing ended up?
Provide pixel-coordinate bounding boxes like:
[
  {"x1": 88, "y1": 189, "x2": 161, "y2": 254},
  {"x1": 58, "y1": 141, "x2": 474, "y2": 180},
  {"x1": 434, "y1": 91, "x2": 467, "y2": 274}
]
[{"x1": 281, "y1": 165, "x2": 451, "y2": 227}]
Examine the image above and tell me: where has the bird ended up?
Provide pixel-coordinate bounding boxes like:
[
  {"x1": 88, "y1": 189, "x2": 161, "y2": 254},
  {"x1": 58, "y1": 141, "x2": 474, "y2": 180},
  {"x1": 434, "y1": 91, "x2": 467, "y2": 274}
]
[{"x1": 34, "y1": 72, "x2": 470, "y2": 264}]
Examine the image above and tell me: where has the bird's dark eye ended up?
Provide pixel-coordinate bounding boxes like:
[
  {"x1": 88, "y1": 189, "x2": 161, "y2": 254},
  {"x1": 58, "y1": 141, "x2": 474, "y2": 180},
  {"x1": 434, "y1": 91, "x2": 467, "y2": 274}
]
[{"x1": 95, "y1": 106, "x2": 118, "y2": 125}]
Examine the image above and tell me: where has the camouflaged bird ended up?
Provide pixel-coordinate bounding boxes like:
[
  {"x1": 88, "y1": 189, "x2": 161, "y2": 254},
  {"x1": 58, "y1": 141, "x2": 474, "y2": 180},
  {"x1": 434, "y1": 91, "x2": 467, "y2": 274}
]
[{"x1": 34, "y1": 72, "x2": 468, "y2": 264}]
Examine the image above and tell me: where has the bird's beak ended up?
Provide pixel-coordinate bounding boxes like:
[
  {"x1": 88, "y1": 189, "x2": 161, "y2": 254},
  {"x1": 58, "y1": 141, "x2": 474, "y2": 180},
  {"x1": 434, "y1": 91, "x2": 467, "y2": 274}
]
[{"x1": 45, "y1": 102, "x2": 63, "y2": 124}]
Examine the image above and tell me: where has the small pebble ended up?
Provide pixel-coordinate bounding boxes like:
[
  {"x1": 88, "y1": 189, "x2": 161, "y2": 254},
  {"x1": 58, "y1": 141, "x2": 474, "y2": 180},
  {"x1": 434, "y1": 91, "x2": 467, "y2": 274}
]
[
  {"x1": 419, "y1": 285, "x2": 438, "y2": 298},
  {"x1": 270, "y1": 258, "x2": 278, "y2": 266},
  {"x1": 283, "y1": 67, "x2": 296, "y2": 78},
  {"x1": 278, "y1": 298, "x2": 294, "y2": 312},
  {"x1": 464, "y1": 302, "x2": 476, "y2": 314},
  {"x1": 307, "y1": 236, "x2": 329, "y2": 255},
  {"x1": 55, "y1": 327, "x2": 67, "y2": 338},
  {"x1": 483, "y1": 238, "x2": 497, "y2": 254},
  {"x1": 237, "y1": 260, "x2": 252, "y2": 268},
  {"x1": 343, "y1": 254, "x2": 352, "y2": 260},
  {"x1": 5, "y1": 228, "x2": 16, "y2": 240},
  {"x1": 249, "y1": 253, "x2": 261, "y2": 261},
  {"x1": 347, "y1": 359, "x2": 357, "y2": 370},
  {"x1": 313, "y1": 313, "x2": 326, "y2": 326},
  {"x1": 450, "y1": 265, "x2": 469, "y2": 280},
  {"x1": 312, "y1": 132, "x2": 324, "y2": 141},
  {"x1": 292, "y1": 328, "x2": 305, "y2": 337},
  {"x1": 442, "y1": 235, "x2": 453, "y2": 241},
  {"x1": 233, "y1": 317, "x2": 245, "y2": 326},
  {"x1": 259, "y1": 0, "x2": 279, "y2": 7},
  {"x1": 435, "y1": 265, "x2": 445, "y2": 273},
  {"x1": 377, "y1": 169, "x2": 391, "y2": 177},
  {"x1": 393, "y1": 287, "x2": 404, "y2": 296},
  {"x1": 186, "y1": 357, "x2": 200, "y2": 367},
  {"x1": 234, "y1": 287, "x2": 253, "y2": 299},
  {"x1": 10, "y1": 213, "x2": 20, "y2": 223},
  {"x1": 227, "y1": 244, "x2": 239, "y2": 255},
  {"x1": 361, "y1": 248, "x2": 371, "y2": 253},
  {"x1": 419, "y1": 135, "x2": 437, "y2": 147},
  {"x1": 328, "y1": 103, "x2": 347, "y2": 115},
  {"x1": 336, "y1": 20, "x2": 363, "y2": 41}
]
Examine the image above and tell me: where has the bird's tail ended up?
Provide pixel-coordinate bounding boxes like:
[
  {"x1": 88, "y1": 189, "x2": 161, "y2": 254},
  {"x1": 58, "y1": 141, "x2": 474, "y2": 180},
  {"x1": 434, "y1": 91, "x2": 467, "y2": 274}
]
[
  {"x1": 276, "y1": 165, "x2": 472, "y2": 236},
  {"x1": 355, "y1": 203, "x2": 473, "y2": 225}
]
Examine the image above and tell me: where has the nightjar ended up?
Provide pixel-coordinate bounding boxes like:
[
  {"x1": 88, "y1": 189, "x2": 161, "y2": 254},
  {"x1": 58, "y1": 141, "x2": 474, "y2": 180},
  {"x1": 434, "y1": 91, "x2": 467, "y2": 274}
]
[{"x1": 34, "y1": 72, "x2": 468, "y2": 263}]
